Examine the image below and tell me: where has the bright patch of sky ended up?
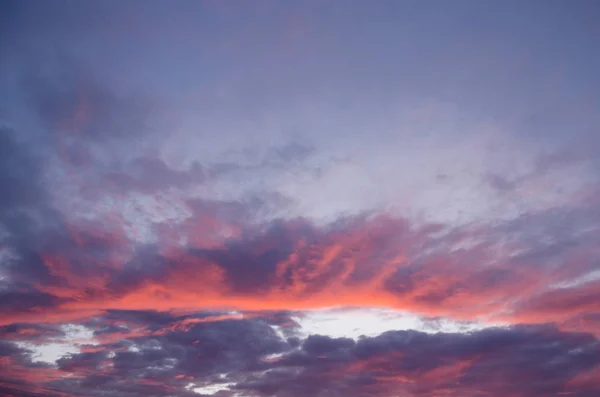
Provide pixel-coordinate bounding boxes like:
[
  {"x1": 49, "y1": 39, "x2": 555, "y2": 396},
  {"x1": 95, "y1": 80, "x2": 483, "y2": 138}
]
[
  {"x1": 292, "y1": 307, "x2": 504, "y2": 340},
  {"x1": 16, "y1": 324, "x2": 97, "y2": 365}
]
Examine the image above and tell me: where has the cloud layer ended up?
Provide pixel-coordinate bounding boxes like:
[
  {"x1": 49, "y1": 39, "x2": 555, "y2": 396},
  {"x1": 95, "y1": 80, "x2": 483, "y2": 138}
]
[{"x1": 1, "y1": 1, "x2": 599, "y2": 396}]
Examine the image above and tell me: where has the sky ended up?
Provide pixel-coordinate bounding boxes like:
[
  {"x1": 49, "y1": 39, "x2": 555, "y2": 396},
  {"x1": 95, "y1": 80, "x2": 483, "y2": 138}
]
[{"x1": 0, "y1": 0, "x2": 600, "y2": 396}]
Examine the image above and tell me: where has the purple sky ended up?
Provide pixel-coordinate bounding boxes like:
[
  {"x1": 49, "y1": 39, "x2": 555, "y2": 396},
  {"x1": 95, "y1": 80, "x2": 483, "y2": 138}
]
[{"x1": 1, "y1": 1, "x2": 600, "y2": 397}]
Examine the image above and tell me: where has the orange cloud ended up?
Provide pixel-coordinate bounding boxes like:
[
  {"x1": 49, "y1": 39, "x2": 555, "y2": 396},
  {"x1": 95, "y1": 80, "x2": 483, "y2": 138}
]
[{"x1": 2, "y1": 212, "x2": 598, "y2": 342}]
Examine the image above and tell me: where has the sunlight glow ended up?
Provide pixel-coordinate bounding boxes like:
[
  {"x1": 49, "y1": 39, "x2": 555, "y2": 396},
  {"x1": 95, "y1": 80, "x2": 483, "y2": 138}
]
[{"x1": 293, "y1": 307, "x2": 501, "y2": 340}]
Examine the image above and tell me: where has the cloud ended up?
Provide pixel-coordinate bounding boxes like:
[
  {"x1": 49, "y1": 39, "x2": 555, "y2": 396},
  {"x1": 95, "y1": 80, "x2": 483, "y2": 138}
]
[
  {"x1": 5, "y1": 313, "x2": 598, "y2": 397},
  {"x1": 2, "y1": 1, "x2": 600, "y2": 396},
  {"x1": 2, "y1": 197, "x2": 599, "y2": 332}
]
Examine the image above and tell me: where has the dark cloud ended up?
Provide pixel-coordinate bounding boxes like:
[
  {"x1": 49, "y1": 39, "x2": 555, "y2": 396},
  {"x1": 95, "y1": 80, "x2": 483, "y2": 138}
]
[
  {"x1": 12, "y1": 317, "x2": 600, "y2": 397},
  {"x1": 99, "y1": 309, "x2": 178, "y2": 330},
  {"x1": 239, "y1": 326, "x2": 600, "y2": 397},
  {"x1": 0, "y1": 290, "x2": 63, "y2": 317},
  {"x1": 302, "y1": 334, "x2": 355, "y2": 357},
  {"x1": 191, "y1": 223, "x2": 301, "y2": 294},
  {"x1": 40, "y1": 317, "x2": 289, "y2": 397}
]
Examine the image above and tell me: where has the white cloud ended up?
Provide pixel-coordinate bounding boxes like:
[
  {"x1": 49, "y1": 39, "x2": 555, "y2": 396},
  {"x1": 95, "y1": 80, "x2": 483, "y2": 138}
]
[
  {"x1": 186, "y1": 374, "x2": 237, "y2": 396},
  {"x1": 16, "y1": 324, "x2": 97, "y2": 365},
  {"x1": 293, "y1": 307, "x2": 503, "y2": 340}
]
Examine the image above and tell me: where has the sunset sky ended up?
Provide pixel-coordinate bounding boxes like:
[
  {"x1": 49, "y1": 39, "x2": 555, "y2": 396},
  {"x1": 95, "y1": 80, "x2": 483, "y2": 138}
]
[{"x1": 1, "y1": 1, "x2": 600, "y2": 396}]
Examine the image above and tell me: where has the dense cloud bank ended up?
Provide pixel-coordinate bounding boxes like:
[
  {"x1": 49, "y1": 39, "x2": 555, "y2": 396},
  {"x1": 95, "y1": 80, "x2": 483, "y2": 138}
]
[{"x1": 1, "y1": 312, "x2": 599, "y2": 397}]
